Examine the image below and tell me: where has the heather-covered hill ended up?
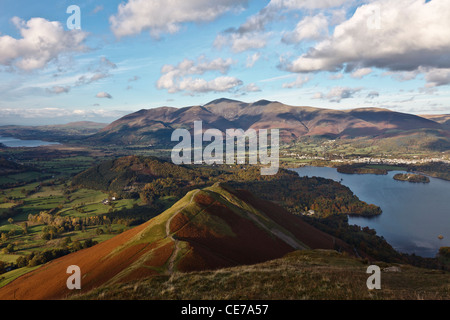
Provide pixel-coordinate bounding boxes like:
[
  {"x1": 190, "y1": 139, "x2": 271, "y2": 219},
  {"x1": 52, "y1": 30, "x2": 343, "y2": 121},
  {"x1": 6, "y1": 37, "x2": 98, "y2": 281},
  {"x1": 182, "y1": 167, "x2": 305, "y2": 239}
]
[
  {"x1": 75, "y1": 250, "x2": 450, "y2": 300},
  {"x1": 0, "y1": 183, "x2": 353, "y2": 300}
]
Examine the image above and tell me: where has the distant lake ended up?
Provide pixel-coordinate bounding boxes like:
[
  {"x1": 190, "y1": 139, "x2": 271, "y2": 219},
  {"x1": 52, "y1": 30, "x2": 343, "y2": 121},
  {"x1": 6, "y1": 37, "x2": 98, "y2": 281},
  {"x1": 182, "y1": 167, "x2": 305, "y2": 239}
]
[
  {"x1": 291, "y1": 166, "x2": 450, "y2": 258},
  {"x1": 0, "y1": 136, "x2": 60, "y2": 148}
]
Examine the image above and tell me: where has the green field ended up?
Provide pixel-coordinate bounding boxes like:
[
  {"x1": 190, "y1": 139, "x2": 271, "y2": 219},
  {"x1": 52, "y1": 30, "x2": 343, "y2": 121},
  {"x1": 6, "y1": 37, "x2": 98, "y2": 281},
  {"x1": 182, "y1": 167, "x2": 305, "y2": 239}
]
[
  {"x1": 0, "y1": 171, "x2": 49, "y2": 186},
  {"x1": 0, "y1": 170, "x2": 144, "y2": 269}
]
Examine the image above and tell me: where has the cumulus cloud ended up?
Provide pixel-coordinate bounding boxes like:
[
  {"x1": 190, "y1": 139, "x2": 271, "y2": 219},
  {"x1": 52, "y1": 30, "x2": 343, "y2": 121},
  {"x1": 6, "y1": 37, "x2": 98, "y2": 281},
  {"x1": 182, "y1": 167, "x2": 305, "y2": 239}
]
[
  {"x1": 227, "y1": 6, "x2": 276, "y2": 35},
  {"x1": 423, "y1": 68, "x2": 450, "y2": 88},
  {"x1": 384, "y1": 67, "x2": 450, "y2": 88},
  {"x1": 214, "y1": 32, "x2": 269, "y2": 53},
  {"x1": 268, "y1": 0, "x2": 353, "y2": 10},
  {"x1": 110, "y1": 0, "x2": 248, "y2": 38},
  {"x1": 242, "y1": 83, "x2": 261, "y2": 92},
  {"x1": 237, "y1": 0, "x2": 349, "y2": 34},
  {"x1": 282, "y1": 14, "x2": 329, "y2": 43},
  {"x1": 157, "y1": 56, "x2": 242, "y2": 94},
  {"x1": 178, "y1": 76, "x2": 243, "y2": 93},
  {"x1": 327, "y1": 87, "x2": 362, "y2": 102},
  {"x1": 96, "y1": 92, "x2": 113, "y2": 99},
  {"x1": 315, "y1": 86, "x2": 362, "y2": 102},
  {"x1": 351, "y1": 68, "x2": 373, "y2": 79},
  {"x1": 213, "y1": 3, "x2": 273, "y2": 52},
  {"x1": 215, "y1": 0, "x2": 352, "y2": 52},
  {"x1": 0, "y1": 17, "x2": 87, "y2": 71},
  {"x1": 282, "y1": 75, "x2": 311, "y2": 88},
  {"x1": 284, "y1": 0, "x2": 450, "y2": 75}
]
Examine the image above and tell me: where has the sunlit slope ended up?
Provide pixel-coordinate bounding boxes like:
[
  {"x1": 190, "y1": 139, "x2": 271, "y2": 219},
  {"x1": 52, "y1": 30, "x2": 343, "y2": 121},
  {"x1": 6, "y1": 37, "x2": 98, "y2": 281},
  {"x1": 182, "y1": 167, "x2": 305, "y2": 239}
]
[
  {"x1": 77, "y1": 250, "x2": 450, "y2": 300},
  {"x1": 0, "y1": 183, "x2": 347, "y2": 300}
]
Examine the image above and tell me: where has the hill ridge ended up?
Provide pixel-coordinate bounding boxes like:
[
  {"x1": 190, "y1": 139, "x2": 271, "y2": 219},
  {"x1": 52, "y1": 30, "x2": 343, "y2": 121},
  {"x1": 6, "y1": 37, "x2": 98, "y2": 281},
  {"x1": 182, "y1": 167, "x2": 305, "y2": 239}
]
[
  {"x1": 89, "y1": 98, "x2": 446, "y2": 146},
  {"x1": 0, "y1": 183, "x2": 349, "y2": 300}
]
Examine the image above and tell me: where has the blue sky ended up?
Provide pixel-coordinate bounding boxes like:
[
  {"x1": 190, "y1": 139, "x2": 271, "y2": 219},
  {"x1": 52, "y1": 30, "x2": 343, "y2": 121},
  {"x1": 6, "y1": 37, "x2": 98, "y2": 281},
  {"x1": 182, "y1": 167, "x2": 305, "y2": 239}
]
[{"x1": 0, "y1": 0, "x2": 449, "y2": 125}]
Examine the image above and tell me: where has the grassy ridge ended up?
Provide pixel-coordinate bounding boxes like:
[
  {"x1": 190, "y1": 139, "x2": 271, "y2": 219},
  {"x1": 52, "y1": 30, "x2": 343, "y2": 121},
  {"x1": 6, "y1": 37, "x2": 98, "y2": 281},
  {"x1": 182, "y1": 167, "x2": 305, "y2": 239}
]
[{"x1": 73, "y1": 250, "x2": 450, "y2": 300}]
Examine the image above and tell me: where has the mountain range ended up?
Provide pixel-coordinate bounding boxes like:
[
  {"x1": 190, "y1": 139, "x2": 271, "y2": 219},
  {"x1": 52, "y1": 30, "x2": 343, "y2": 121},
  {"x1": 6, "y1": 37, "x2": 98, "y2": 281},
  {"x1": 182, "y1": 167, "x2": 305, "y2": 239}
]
[
  {"x1": 90, "y1": 98, "x2": 449, "y2": 147},
  {"x1": 0, "y1": 121, "x2": 108, "y2": 142}
]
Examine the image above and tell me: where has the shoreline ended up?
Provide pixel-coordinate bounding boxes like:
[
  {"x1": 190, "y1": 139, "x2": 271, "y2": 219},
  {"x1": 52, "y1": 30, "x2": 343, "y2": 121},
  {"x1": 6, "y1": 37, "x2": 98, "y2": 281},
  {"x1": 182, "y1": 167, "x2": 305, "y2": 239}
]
[{"x1": 284, "y1": 161, "x2": 450, "y2": 182}]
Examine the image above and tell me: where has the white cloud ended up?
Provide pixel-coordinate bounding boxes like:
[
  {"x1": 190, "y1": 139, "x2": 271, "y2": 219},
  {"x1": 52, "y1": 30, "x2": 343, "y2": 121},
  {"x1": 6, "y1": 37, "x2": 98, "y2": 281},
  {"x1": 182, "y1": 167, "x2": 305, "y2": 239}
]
[
  {"x1": 47, "y1": 86, "x2": 70, "y2": 94},
  {"x1": 312, "y1": 92, "x2": 325, "y2": 99},
  {"x1": 77, "y1": 73, "x2": 110, "y2": 85},
  {"x1": 242, "y1": 83, "x2": 261, "y2": 92},
  {"x1": 157, "y1": 56, "x2": 242, "y2": 94},
  {"x1": 110, "y1": 0, "x2": 248, "y2": 38},
  {"x1": 259, "y1": 74, "x2": 296, "y2": 83},
  {"x1": 282, "y1": 75, "x2": 311, "y2": 88},
  {"x1": 215, "y1": 0, "x2": 352, "y2": 53},
  {"x1": 383, "y1": 70, "x2": 419, "y2": 82},
  {"x1": 0, "y1": 107, "x2": 75, "y2": 119},
  {"x1": 284, "y1": 0, "x2": 450, "y2": 75},
  {"x1": 329, "y1": 73, "x2": 344, "y2": 80},
  {"x1": 41, "y1": 56, "x2": 117, "y2": 92},
  {"x1": 0, "y1": 17, "x2": 87, "y2": 71},
  {"x1": 384, "y1": 67, "x2": 450, "y2": 88},
  {"x1": 99, "y1": 56, "x2": 117, "y2": 70},
  {"x1": 96, "y1": 92, "x2": 113, "y2": 99},
  {"x1": 0, "y1": 107, "x2": 127, "y2": 124},
  {"x1": 178, "y1": 76, "x2": 243, "y2": 93},
  {"x1": 246, "y1": 53, "x2": 261, "y2": 68},
  {"x1": 351, "y1": 67, "x2": 373, "y2": 79},
  {"x1": 282, "y1": 14, "x2": 329, "y2": 43},
  {"x1": 366, "y1": 91, "x2": 380, "y2": 99},
  {"x1": 214, "y1": 32, "x2": 269, "y2": 53},
  {"x1": 316, "y1": 86, "x2": 362, "y2": 102},
  {"x1": 268, "y1": 0, "x2": 353, "y2": 10},
  {"x1": 92, "y1": 5, "x2": 104, "y2": 14},
  {"x1": 423, "y1": 68, "x2": 450, "y2": 88},
  {"x1": 228, "y1": 6, "x2": 277, "y2": 35},
  {"x1": 327, "y1": 87, "x2": 362, "y2": 102}
]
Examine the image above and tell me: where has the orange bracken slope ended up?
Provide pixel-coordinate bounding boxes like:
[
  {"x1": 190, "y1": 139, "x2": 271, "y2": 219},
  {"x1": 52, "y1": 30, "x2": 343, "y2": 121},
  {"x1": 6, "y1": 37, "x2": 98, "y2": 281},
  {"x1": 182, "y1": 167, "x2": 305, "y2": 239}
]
[{"x1": 0, "y1": 183, "x2": 353, "y2": 300}]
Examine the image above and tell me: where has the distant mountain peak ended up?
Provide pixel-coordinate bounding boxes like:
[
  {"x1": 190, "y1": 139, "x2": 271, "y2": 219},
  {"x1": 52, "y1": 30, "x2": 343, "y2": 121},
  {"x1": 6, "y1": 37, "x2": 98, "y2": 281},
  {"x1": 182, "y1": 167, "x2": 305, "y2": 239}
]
[
  {"x1": 204, "y1": 98, "x2": 243, "y2": 106},
  {"x1": 90, "y1": 98, "x2": 448, "y2": 146},
  {"x1": 251, "y1": 99, "x2": 274, "y2": 106}
]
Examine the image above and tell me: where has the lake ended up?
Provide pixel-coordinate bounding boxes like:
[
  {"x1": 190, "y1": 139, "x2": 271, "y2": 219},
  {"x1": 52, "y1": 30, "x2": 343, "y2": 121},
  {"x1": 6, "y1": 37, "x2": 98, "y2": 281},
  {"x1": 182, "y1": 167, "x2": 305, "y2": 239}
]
[
  {"x1": 291, "y1": 166, "x2": 450, "y2": 258},
  {"x1": 0, "y1": 136, "x2": 60, "y2": 148}
]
